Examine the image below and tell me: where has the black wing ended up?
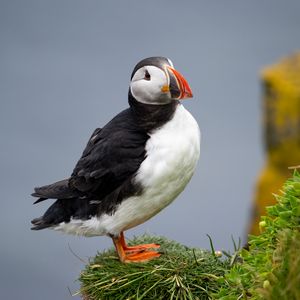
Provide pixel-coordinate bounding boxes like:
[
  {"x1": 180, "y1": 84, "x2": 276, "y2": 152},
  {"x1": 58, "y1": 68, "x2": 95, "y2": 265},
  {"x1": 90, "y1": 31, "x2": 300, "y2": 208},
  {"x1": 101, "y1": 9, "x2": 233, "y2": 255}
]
[
  {"x1": 69, "y1": 108, "x2": 149, "y2": 199},
  {"x1": 31, "y1": 127, "x2": 104, "y2": 202},
  {"x1": 31, "y1": 108, "x2": 151, "y2": 229}
]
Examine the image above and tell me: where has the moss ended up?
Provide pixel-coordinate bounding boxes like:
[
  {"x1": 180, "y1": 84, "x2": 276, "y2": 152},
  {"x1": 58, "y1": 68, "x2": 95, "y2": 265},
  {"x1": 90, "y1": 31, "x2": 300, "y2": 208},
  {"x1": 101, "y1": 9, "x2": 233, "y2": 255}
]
[
  {"x1": 261, "y1": 53, "x2": 300, "y2": 135},
  {"x1": 262, "y1": 229, "x2": 300, "y2": 300}
]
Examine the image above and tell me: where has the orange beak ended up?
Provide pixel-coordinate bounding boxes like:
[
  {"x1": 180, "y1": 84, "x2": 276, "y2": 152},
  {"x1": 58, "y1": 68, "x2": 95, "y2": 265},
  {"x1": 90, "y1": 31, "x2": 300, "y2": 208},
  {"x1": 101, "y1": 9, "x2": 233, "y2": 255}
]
[{"x1": 166, "y1": 66, "x2": 193, "y2": 99}]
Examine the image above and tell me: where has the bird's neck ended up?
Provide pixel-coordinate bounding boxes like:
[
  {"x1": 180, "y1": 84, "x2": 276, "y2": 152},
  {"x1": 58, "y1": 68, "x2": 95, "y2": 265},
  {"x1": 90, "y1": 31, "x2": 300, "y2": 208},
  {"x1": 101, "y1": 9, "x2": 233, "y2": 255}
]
[{"x1": 128, "y1": 91, "x2": 179, "y2": 132}]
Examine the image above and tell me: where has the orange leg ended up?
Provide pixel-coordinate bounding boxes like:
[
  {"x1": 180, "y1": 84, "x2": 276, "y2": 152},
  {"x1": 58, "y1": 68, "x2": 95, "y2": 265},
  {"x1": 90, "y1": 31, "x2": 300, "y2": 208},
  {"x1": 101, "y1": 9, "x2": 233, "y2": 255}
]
[{"x1": 112, "y1": 232, "x2": 161, "y2": 263}]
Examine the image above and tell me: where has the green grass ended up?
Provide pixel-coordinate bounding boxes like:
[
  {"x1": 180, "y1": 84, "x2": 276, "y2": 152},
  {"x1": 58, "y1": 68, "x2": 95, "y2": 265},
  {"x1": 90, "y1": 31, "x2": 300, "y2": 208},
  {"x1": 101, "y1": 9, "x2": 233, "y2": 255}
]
[
  {"x1": 215, "y1": 170, "x2": 300, "y2": 299},
  {"x1": 79, "y1": 171, "x2": 300, "y2": 300}
]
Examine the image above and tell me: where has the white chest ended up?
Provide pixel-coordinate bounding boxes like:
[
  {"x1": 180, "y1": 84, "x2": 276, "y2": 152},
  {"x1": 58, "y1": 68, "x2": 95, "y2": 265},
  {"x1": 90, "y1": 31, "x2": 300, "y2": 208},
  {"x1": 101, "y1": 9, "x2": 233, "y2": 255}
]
[
  {"x1": 100, "y1": 104, "x2": 200, "y2": 235},
  {"x1": 136, "y1": 104, "x2": 200, "y2": 191}
]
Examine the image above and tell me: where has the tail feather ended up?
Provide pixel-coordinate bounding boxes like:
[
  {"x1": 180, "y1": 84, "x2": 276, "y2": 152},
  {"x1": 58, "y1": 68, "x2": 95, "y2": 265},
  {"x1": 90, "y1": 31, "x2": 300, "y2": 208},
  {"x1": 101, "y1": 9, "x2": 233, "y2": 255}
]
[
  {"x1": 31, "y1": 179, "x2": 80, "y2": 230},
  {"x1": 33, "y1": 197, "x2": 47, "y2": 204},
  {"x1": 32, "y1": 179, "x2": 79, "y2": 202},
  {"x1": 31, "y1": 197, "x2": 96, "y2": 231},
  {"x1": 31, "y1": 217, "x2": 52, "y2": 230},
  {"x1": 31, "y1": 198, "x2": 74, "y2": 230}
]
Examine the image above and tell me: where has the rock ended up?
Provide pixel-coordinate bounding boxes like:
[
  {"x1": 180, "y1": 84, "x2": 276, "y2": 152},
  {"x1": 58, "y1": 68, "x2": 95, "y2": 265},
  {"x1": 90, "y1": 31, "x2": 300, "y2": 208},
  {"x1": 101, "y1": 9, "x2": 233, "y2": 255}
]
[{"x1": 249, "y1": 52, "x2": 300, "y2": 235}]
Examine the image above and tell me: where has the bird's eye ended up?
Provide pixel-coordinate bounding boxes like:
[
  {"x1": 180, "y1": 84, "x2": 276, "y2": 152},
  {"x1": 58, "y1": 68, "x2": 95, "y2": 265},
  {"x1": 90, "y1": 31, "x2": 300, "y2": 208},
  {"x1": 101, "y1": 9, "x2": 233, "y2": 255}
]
[{"x1": 144, "y1": 69, "x2": 151, "y2": 81}]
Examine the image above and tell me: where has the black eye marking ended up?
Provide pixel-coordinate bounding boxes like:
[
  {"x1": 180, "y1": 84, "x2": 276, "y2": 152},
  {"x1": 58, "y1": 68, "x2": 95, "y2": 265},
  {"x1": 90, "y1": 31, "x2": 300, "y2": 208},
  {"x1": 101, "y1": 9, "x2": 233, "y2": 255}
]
[{"x1": 144, "y1": 69, "x2": 151, "y2": 81}]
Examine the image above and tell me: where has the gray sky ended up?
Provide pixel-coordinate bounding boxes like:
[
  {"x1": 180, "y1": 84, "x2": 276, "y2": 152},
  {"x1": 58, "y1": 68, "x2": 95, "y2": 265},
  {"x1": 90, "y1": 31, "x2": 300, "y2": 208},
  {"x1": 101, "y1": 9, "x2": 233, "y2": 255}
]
[{"x1": 1, "y1": 1, "x2": 300, "y2": 299}]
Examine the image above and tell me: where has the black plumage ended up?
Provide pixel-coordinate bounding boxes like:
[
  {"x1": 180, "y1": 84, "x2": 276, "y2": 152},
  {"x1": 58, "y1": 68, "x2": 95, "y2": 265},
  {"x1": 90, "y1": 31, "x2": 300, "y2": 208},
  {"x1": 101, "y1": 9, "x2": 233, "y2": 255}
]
[{"x1": 31, "y1": 97, "x2": 178, "y2": 230}]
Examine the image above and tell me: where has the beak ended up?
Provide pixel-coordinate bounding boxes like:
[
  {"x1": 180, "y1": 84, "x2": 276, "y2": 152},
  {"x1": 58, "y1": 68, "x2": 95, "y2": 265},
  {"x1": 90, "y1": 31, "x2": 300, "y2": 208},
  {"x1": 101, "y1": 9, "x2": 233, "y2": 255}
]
[{"x1": 164, "y1": 66, "x2": 193, "y2": 99}]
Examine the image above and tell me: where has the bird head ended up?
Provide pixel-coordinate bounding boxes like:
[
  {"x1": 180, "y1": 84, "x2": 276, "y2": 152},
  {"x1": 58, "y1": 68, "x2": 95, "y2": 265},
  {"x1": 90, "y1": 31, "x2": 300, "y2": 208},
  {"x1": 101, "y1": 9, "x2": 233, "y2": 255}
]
[{"x1": 129, "y1": 57, "x2": 193, "y2": 105}]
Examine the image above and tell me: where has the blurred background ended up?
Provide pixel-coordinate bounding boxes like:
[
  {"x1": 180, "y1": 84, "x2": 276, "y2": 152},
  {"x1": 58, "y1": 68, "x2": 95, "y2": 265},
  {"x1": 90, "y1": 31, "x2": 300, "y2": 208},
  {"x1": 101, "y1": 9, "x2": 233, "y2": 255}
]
[{"x1": 1, "y1": 1, "x2": 300, "y2": 299}]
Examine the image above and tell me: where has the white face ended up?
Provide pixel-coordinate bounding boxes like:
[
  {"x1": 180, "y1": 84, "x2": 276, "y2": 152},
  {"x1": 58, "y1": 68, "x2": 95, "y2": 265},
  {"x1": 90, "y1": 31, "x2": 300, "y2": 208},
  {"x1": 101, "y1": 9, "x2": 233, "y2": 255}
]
[{"x1": 130, "y1": 65, "x2": 172, "y2": 105}]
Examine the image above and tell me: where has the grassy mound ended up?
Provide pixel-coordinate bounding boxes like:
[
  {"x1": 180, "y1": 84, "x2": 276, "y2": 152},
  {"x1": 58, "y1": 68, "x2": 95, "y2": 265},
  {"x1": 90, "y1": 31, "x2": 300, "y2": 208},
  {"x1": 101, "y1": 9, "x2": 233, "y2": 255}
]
[
  {"x1": 79, "y1": 235, "x2": 230, "y2": 300},
  {"x1": 79, "y1": 170, "x2": 300, "y2": 300}
]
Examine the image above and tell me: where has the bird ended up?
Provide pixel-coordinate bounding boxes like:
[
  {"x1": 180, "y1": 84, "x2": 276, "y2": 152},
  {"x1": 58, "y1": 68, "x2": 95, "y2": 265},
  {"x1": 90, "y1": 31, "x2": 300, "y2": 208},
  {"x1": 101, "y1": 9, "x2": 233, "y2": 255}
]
[{"x1": 31, "y1": 56, "x2": 200, "y2": 263}]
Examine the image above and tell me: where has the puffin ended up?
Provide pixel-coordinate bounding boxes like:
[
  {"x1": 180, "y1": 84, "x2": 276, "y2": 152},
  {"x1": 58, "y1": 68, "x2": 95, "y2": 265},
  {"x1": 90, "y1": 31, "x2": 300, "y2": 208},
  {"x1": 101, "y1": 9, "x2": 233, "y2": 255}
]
[{"x1": 31, "y1": 57, "x2": 200, "y2": 263}]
